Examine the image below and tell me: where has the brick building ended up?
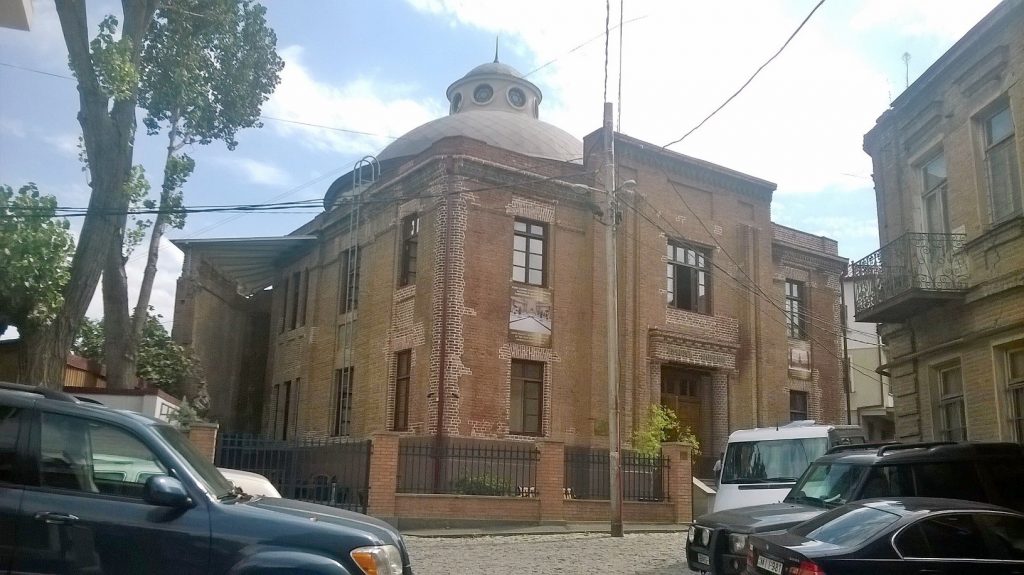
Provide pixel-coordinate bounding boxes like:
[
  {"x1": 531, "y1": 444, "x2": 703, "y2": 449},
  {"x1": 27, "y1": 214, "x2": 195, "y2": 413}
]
[
  {"x1": 173, "y1": 58, "x2": 847, "y2": 467},
  {"x1": 853, "y1": 0, "x2": 1024, "y2": 442}
]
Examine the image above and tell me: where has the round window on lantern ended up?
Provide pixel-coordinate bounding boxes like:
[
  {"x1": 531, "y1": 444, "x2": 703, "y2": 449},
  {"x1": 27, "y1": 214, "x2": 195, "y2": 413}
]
[
  {"x1": 473, "y1": 84, "x2": 493, "y2": 104},
  {"x1": 507, "y1": 87, "x2": 526, "y2": 108}
]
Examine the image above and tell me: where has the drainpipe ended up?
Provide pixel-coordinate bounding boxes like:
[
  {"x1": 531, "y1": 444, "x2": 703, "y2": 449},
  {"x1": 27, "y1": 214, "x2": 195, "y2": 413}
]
[{"x1": 840, "y1": 269, "x2": 853, "y2": 425}]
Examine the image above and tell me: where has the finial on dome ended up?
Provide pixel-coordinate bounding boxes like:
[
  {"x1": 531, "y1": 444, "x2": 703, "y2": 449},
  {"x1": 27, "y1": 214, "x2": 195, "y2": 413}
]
[{"x1": 494, "y1": 35, "x2": 499, "y2": 63}]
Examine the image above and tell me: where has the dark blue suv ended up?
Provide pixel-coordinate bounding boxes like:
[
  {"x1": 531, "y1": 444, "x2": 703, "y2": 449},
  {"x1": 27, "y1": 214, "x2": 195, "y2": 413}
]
[{"x1": 0, "y1": 382, "x2": 413, "y2": 574}]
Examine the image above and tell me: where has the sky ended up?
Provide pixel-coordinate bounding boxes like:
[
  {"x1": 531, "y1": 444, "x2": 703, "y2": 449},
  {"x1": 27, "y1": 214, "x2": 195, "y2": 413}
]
[{"x1": 0, "y1": 0, "x2": 1005, "y2": 335}]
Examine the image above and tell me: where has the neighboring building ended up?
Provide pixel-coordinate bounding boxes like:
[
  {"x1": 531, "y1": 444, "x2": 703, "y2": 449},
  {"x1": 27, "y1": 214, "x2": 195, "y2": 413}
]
[
  {"x1": 0, "y1": 0, "x2": 32, "y2": 31},
  {"x1": 853, "y1": 0, "x2": 1024, "y2": 443},
  {"x1": 841, "y1": 277, "x2": 893, "y2": 441},
  {"x1": 173, "y1": 58, "x2": 847, "y2": 469},
  {"x1": 66, "y1": 386, "x2": 182, "y2": 423}
]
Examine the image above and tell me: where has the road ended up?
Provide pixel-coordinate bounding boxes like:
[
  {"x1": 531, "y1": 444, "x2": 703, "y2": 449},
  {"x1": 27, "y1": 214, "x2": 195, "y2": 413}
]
[{"x1": 406, "y1": 532, "x2": 700, "y2": 574}]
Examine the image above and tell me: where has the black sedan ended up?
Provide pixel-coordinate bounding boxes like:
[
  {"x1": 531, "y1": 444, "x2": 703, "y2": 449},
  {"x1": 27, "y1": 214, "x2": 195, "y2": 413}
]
[{"x1": 745, "y1": 497, "x2": 1024, "y2": 575}]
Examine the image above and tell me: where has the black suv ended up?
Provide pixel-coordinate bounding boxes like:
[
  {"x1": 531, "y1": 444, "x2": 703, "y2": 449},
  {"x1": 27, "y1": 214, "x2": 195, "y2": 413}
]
[
  {"x1": 0, "y1": 382, "x2": 413, "y2": 574},
  {"x1": 685, "y1": 441, "x2": 1024, "y2": 574}
]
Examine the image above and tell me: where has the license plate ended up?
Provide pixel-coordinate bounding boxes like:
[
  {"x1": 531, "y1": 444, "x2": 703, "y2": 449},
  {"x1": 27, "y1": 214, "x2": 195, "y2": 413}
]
[
  {"x1": 696, "y1": 553, "x2": 710, "y2": 566},
  {"x1": 756, "y1": 555, "x2": 783, "y2": 575}
]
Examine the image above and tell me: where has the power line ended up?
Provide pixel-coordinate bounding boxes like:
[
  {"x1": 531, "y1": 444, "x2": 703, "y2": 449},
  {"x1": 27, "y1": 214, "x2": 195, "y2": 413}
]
[{"x1": 663, "y1": 0, "x2": 826, "y2": 148}]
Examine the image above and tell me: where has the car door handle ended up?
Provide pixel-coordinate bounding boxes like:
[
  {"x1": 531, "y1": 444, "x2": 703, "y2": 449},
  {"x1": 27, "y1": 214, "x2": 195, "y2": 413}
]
[{"x1": 34, "y1": 511, "x2": 79, "y2": 525}]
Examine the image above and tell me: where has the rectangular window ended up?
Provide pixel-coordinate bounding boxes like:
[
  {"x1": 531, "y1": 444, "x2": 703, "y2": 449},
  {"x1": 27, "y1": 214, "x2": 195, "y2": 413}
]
[
  {"x1": 984, "y1": 104, "x2": 1022, "y2": 223},
  {"x1": 297, "y1": 270, "x2": 308, "y2": 328},
  {"x1": 279, "y1": 276, "x2": 289, "y2": 333},
  {"x1": 666, "y1": 241, "x2": 710, "y2": 314},
  {"x1": 512, "y1": 219, "x2": 547, "y2": 286},
  {"x1": 922, "y1": 154, "x2": 949, "y2": 233},
  {"x1": 1005, "y1": 346, "x2": 1024, "y2": 444},
  {"x1": 510, "y1": 359, "x2": 543, "y2": 435},
  {"x1": 399, "y1": 214, "x2": 419, "y2": 286},
  {"x1": 790, "y1": 390, "x2": 809, "y2": 421},
  {"x1": 393, "y1": 351, "x2": 411, "y2": 431},
  {"x1": 289, "y1": 271, "x2": 301, "y2": 330},
  {"x1": 339, "y1": 248, "x2": 360, "y2": 314},
  {"x1": 785, "y1": 280, "x2": 806, "y2": 340},
  {"x1": 277, "y1": 380, "x2": 292, "y2": 440},
  {"x1": 936, "y1": 363, "x2": 966, "y2": 441},
  {"x1": 332, "y1": 368, "x2": 354, "y2": 437}
]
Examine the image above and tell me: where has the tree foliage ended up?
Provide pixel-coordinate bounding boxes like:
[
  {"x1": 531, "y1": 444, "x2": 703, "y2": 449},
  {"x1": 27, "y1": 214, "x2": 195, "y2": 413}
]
[
  {"x1": 631, "y1": 404, "x2": 701, "y2": 456},
  {"x1": 74, "y1": 309, "x2": 202, "y2": 398},
  {"x1": 0, "y1": 184, "x2": 75, "y2": 336}
]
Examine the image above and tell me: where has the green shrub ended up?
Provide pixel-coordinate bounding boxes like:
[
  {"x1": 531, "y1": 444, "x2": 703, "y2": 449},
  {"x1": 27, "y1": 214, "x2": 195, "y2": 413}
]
[{"x1": 451, "y1": 474, "x2": 513, "y2": 496}]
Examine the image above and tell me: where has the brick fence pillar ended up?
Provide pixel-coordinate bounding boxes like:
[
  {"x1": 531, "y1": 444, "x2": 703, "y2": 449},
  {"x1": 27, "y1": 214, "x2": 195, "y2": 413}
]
[
  {"x1": 367, "y1": 433, "x2": 399, "y2": 520},
  {"x1": 536, "y1": 440, "x2": 565, "y2": 524},
  {"x1": 185, "y1": 422, "x2": 220, "y2": 462},
  {"x1": 661, "y1": 442, "x2": 692, "y2": 524}
]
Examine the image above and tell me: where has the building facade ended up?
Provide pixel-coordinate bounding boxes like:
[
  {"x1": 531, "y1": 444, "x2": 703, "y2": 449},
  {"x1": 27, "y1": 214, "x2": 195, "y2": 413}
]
[
  {"x1": 173, "y1": 59, "x2": 848, "y2": 465},
  {"x1": 841, "y1": 278, "x2": 893, "y2": 441},
  {"x1": 853, "y1": 0, "x2": 1024, "y2": 443}
]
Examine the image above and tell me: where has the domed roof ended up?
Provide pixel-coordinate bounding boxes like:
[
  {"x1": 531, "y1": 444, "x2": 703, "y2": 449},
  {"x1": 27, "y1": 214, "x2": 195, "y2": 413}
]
[
  {"x1": 378, "y1": 58, "x2": 581, "y2": 164},
  {"x1": 378, "y1": 110, "x2": 582, "y2": 163}
]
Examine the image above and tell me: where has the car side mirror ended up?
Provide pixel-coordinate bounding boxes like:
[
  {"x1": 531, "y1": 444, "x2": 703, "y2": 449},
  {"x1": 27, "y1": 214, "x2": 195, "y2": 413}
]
[{"x1": 144, "y1": 475, "x2": 194, "y2": 508}]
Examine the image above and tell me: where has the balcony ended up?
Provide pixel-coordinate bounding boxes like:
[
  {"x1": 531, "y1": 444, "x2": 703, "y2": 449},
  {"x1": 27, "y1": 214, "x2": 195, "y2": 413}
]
[{"x1": 851, "y1": 233, "x2": 969, "y2": 323}]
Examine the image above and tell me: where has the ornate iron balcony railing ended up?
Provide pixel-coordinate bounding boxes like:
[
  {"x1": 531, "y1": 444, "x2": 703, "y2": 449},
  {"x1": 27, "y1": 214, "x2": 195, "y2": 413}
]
[{"x1": 851, "y1": 233, "x2": 968, "y2": 319}]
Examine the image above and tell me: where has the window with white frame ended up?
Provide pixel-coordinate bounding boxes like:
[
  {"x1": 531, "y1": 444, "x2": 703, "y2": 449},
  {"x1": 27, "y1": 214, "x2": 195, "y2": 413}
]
[
  {"x1": 667, "y1": 241, "x2": 710, "y2": 314},
  {"x1": 935, "y1": 363, "x2": 967, "y2": 441},
  {"x1": 984, "y1": 104, "x2": 1021, "y2": 224},
  {"x1": 922, "y1": 153, "x2": 949, "y2": 233},
  {"x1": 1004, "y1": 345, "x2": 1024, "y2": 444}
]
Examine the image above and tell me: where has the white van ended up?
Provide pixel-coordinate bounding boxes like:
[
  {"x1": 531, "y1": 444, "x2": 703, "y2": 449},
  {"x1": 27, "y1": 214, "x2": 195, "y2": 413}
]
[{"x1": 711, "y1": 420, "x2": 864, "y2": 512}]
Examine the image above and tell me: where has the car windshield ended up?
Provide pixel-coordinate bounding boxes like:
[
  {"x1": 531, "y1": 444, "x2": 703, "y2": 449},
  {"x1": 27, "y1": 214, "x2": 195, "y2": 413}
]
[
  {"x1": 791, "y1": 504, "x2": 902, "y2": 547},
  {"x1": 785, "y1": 462, "x2": 868, "y2": 509},
  {"x1": 154, "y1": 425, "x2": 235, "y2": 498},
  {"x1": 721, "y1": 437, "x2": 829, "y2": 484}
]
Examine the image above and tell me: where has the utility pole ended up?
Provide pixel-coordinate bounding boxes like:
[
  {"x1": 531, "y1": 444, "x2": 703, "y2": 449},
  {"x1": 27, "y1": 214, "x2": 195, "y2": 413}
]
[{"x1": 603, "y1": 102, "x2": 623, "y2": 538}]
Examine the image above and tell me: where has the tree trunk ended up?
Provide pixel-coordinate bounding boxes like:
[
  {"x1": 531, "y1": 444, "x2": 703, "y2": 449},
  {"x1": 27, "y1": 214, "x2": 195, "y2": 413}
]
[
  {"x1": 103, "y1": 246, "x2": 134, "y2": 389},
  {"x1": 26, "y1": 0, "x2": 159, "y2": 389}
]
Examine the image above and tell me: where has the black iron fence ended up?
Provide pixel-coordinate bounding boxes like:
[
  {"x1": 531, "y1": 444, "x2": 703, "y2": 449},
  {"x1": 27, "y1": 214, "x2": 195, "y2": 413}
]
[
  {"x1": 564, "y1": 446, "x2": 669, "y2": 502},
  {"x1": 397, "y1": 437, "x2": 539, "y2": 496},
  {"x1": 216, "y1": 433, "x2": 371, "y2": 513}
]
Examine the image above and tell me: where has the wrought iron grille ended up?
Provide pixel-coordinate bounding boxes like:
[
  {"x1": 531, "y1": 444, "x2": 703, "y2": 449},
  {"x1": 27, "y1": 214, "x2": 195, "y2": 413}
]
[
  {"x1": 850, "y1": 233, "x2": 968, "y2": 314},
  {"x1": 397, "y1": 437, "x2": 539, "y2": 496},
  {"x1": 563, "y1": 447, "x2": 669, "y2": 502},
  {"x1": 216, "y1": 433, "x2": 371, "y2": 513}
]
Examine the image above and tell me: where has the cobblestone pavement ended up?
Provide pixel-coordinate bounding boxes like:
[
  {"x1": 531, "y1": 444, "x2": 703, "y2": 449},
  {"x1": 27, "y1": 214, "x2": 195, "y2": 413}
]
[{"x1": 406, "y1": 532, "x2": 699, "y2": 574}]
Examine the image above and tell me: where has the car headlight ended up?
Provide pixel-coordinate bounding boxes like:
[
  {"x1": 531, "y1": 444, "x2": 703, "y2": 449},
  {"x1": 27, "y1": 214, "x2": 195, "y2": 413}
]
[
  {"x1": 727, "y1": 533, "x2": 748, "y2": 554},
  {"x1": 687, "y1": 525, "x2": 696, "y2": 543},
  {"x1": 351, "y1": 545, "x2": 403, "y2": 575}
]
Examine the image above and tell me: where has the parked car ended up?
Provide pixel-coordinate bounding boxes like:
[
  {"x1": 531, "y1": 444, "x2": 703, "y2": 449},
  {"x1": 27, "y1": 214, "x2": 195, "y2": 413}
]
[
  {"x1": 714, "y1": 421, "x2": 865, "y2": 512},
  {"x1": 219, "y1": 467, "x2": 282, "y2": 498},
  {"x1": 686, "y1": 441, "x2": 1024, "y2": 574},
  {"x1": 745, "y1": 498, "x2": 1024, "y2": 575},
  {"x1": 0, "y1": 382, "x2": 412, "y2": 574}
]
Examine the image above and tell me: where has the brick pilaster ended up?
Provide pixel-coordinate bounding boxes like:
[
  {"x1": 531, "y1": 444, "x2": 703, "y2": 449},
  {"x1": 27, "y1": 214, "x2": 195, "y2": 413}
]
[
  {"x1": 661, "y1": 442, "x2": 692, "y2": 524},
  {"x1": 185, "y1": 422, "x2": 219, "y2": 462},
  {"x1": 368, "y1": 433, "x2": 399, "y2": 519},
  {"x1": 536, "y1": 441, "x2": 565, "y2": 523}
]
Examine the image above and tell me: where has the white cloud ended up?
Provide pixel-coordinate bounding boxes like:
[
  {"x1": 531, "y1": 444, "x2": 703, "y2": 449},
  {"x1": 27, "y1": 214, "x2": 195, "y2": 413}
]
[
  {"x1": 42, "y1": 133, "x2": 80, "y2": 159},
  {"x1": 0, "y1": 117, "x2": 27, "y2": 138},
  {"x1": 262, "y1": 45, "x2": 441, "y2": 157},
  {"x1": 849, "y1": 0, "x2": 1002, "y2": 39},
  {"x1": 217, "y1": 156, "x2": 293, "y2": 187}
]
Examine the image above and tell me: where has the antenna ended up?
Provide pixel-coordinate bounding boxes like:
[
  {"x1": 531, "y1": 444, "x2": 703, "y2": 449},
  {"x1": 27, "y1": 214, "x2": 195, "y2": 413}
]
[
  {"x1": 902, "y1": 52, "x2": 911, "y2": 89},
  {"x1": 494, "y1": 35, "x2": 500, "y2": 63}
]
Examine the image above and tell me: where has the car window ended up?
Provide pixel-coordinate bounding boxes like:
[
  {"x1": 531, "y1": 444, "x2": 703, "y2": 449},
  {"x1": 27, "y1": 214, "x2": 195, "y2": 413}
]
[
  {"x1": 39, "y1": 412, "x2": 167, "y2": 498},
  {"x1": 0, "y1": 406, "x2": 20, "y2": 483},
  {"x1": 791, "y1": 504, "x2": 902, "y2": 547},
  {"x1": 911, "y1": 463, "x2": 986, "y2": 502},
  {"x1": 975, "y1": 513, "x2": 1024, "y2": 560},
  {"x1": 981, "y1": 460, "x2": 1024, "y2": 511},
  {"x1": 860, "y1": 466, "x2": 914, "y2": 498},
  {"x1": 786, "y1": 463, "x2": 868, "y2": 508},
  {"x1": 896, "y1": 513, "x2": 989, "y2": 559}
]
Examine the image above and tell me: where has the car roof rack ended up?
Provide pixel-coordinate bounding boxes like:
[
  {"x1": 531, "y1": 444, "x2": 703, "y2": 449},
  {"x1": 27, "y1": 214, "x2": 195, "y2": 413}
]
[
  {"x1": 827, "y1": 441, "x2": 897, "y2": 454},
  {"x1": 876, "y1": 441, "x2": 955, "y2": 456},
  {"x1": 0, "y1": 381, "x2": 80, "y2": 403}
]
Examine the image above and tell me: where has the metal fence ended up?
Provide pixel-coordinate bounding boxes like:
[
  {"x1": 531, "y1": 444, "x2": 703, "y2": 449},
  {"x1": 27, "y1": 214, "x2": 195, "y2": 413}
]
[
  {"x1": 216, "y1": 433, "x2": 371, "y2": 513},
  {"x1": 397, "y1": 437, "x2": 539, "y2": 496},
  {"x1": 564, "y1": 446, "x2": 669, "y2": 502}
]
